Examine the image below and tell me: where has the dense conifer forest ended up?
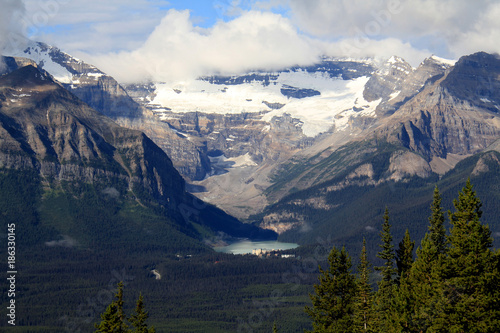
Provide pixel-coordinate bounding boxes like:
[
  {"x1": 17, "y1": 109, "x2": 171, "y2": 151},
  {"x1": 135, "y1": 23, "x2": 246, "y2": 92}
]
[{"x1": 304, "y1": 180, "x2": 500, "y2": 332}]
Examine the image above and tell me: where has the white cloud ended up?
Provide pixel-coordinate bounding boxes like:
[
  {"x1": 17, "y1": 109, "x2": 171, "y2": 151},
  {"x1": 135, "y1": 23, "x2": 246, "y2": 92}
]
[
  {"x1": 0, "y1": 0, "x2": 27, "y2": 65},
  {"x1": 285, "y1": 0, "x2": 500, "y2": 59},
  {"x1": 449, "y1": 3, "x2": 500, "y2": 58},
  {"x1": 320, "y1": 37, "x2": 430, "y2": 67},
  {"x1": 22, "y1": 0, "x2": 169, "y2": 53},
  {"x1": 87, "y1": 9, "x2": 321, "y2": 83}
]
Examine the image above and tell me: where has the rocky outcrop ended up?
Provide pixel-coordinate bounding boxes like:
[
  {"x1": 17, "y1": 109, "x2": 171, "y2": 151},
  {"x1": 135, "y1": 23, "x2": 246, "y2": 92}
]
[
  {"x1": 363, "y1": 56, "x2": 413, "y2": 105},
  {"x1": 472, "y1": 151, "x2": 500, "y2": 176},
  {"x1": 441, "y1": 52, "x2": 500, "y2": 112},
  {"x1": 0, "y1": 56, "x2": 37, "y2": 75},
  {"x1": 387, "y1": 151, "x2": 432, "y2": 180},
  {"x1": 138, "y1": 110, "x2": 313, "y2": 180},
  {"x1": 280, "y1": 85, "x2": 321, "y2": 99},
  {"x1": 377, "y1": 55, "x2": 453, "y2": 115},
  {"x1": 372, "y1": 53, "x2": 500, "y2": 166}
]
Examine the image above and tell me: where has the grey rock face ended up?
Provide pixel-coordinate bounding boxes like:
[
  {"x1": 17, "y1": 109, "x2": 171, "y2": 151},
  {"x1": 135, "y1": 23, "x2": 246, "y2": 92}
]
[
  {"x1": 377, "y1": 56, "x2": 453, "y2": 115},
  {"x1": 150, "y1": 111, "x2": 313, "y2": 180},
  {"x1": 441, "y1": 52, "x2": 500, "y2": 112},
  {"x1": 378, "y1": 53, "x2": 500, "y2": 160},
  {"x1": 363, "y1": 56, "x2": 413, "y2": 104},
  {"x1": 0, "y1": 65, "x2": 185, "y2": 207}
]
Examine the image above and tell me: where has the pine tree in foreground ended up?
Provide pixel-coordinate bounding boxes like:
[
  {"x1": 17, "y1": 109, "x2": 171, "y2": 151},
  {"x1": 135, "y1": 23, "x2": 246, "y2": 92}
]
[
  {"x1": 128, "y1": 294, "x2": 156, "y2": 333},
  {"x1": 428, "y1": 185, "x2": 447, "y2": 255},
  {"x1": 95, "y1": 281, "x2": 128, "y2": 333},
  {"x1": 396, "y1": 229, "x2": 415, "y2": 281},
  {"x1": 95, "y1": 282, "x2": 156, "y2": 333},
  {"x1": 388, "y1": 229, "x2": 416, "y2": 332},
  {"x1": 305, "y1": 246, "x2": 357, "y2": 332},
  {"x1": 407, "y1": 186, "x2": 447, "y2": 331},
  {"x1": 443, "y1": 179, "x2": 500, "y2": 332},
  {"x1": 373, "y1": 207, "x2": 396, "y2": 331},
  {"x1": 355, "y1": 238, "x2": 374, "y2": 333}
]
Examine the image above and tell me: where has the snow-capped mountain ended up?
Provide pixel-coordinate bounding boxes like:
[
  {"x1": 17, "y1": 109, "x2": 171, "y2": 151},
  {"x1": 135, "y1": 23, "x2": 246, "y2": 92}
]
[
  {"x1": 6, "y1": 41, "x2": 499, "y2": 224},
  {"x1": 127, "y1": 59, "x2": 379, "y2": 137},
  {"x1": 4, "y1": 41, "x2": 142, "y2": 119}
]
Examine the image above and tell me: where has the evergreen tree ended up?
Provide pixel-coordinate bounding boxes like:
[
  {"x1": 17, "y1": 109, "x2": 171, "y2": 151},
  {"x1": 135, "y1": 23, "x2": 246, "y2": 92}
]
[
  {"x1": 443, "y1": 179, "x2": 500, "y2": 332},
  {"x1": 305, "y1": 246, "x2": 357, "y2": 332},
  {"x1": 96, "y1": 283, "x2": 156, "y2": 333},
  {"x1": 374, "y1": 207, "x2": 397, "y2": 331},
  {"x1": 396, "y1": 229, "x2": 415, "y2": 281},
  {"x1": 128, "y1": 293, "x2": 156, "y2": 333},
  {"x1": 386, "y1": 229, "x2": 416, "y2": 332},
  {"x1": 355, "y1": 238, "x2": 374, "y2": 333},
  {"x1": 407, "y1": 233, "x2": 448, "y2": 332},
  {"x1": 407, "y1": 185, "x2": 448, "y2": 331},
  {"x1": 428, "y1": 185, "x2": 447, "y2": 255},
  {"x1": 272, "y1": 321, "x2": 278, "y2": 333},
  {"x1": 389, "y1": 274, "x2": 416, "y2": 332},
  {"x1": 376, "y1": 208, "x2": 397, "y2": 284},
  {"x1": 95, "y1": 281, "x2": 128, "y2": 333}
]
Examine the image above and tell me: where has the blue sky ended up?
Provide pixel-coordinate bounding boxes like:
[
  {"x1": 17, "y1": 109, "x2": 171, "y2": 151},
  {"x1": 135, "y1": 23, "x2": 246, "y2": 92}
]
[
  {"x1": 165, "y1": 0, "x2": 290, "y2": 27},
  {"x1": 169, "y1": 0, "x2": 223, "y2": 27},
  {"x1": 3, "y1": 0, "x2": 499, "y2": 83}
]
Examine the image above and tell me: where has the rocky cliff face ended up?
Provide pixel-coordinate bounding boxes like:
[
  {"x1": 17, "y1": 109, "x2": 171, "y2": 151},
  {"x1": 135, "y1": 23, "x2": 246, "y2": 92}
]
[
  {"x1": 0, "y1": 65, "x2": 183, "y2": 203},
  {"x1": 0, "y1": 56, "x2": 37, "y2": 75},
  {"x1": 6, "y1": 43, "x2": 215, "y2": 180},
  {"x1": 376, "y1": 56, "x2": 453, "y2": 115},
  {"x1": 376, "y1": 53, "x2": 500, "y2": 164},
  {"x1": 363, "y1": 56, "x2": 413, "y2": 103}
]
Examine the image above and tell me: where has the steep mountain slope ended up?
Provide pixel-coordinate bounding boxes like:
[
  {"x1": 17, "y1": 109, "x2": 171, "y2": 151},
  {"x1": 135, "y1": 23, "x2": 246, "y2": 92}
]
[
  {"x1": 379, "y1": 52, "x2": 500, "y2": 163},
  {"x1": 7, "y1": 42, "x2": 141, "y2": 119},
  {"x1": 4, "y1": 42, "x2": 212, "y2": 181},
  {"x1": 254, "y1": 52, "x2": 500, "y2": 245},
  {"x1": 0, "y1": 65, "x2": 275, "y2": 251}
]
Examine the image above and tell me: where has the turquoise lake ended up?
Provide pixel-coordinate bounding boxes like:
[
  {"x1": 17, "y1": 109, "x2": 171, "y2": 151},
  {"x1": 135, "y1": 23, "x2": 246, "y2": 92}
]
[{"x1": 214, "y1": 240, "x2": 299, "y2": 255}]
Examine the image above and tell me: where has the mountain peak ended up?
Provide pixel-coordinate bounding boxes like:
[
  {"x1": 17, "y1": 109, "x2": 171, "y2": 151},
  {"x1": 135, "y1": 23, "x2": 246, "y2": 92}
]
[
  {"x1": 441, "y1": 51, "x2": 500, "y2": 111},
  {"x1": 0, "y1": 64, "x2": 55, "y2": 89},
  {"x1": 387, "y1": 55, "x2": 407, "y2": 65},
  {"x1": 428, "y1": 55, "x2": 456, "y2": 67}
]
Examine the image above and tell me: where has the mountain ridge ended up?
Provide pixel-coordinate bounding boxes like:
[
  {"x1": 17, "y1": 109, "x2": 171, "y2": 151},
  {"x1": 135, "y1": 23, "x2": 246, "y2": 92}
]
[{"x1": 4, "y1": 42, "x2": 500, "y2": 236}]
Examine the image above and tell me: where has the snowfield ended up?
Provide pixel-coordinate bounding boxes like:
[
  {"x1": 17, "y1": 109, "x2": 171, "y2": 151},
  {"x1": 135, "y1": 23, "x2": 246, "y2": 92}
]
[{"x1": 151, "y1": 70, "x2": 381, "y2": 137}]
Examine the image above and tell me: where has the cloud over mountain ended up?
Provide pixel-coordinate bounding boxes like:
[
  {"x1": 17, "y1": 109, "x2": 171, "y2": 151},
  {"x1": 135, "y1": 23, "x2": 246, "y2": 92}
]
[
  {"x1": 88, "y1": 10, "x2": 321, "y2": 83},
  {"x1": 284, "y1": 0, "x2": 500, "y2": 59},
  {"x1": 7, "y1": 0, "x2": 500, "y2": 83},
  {"x1": 0, "y1": 0, "x2": 26, "y2": 68}
]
